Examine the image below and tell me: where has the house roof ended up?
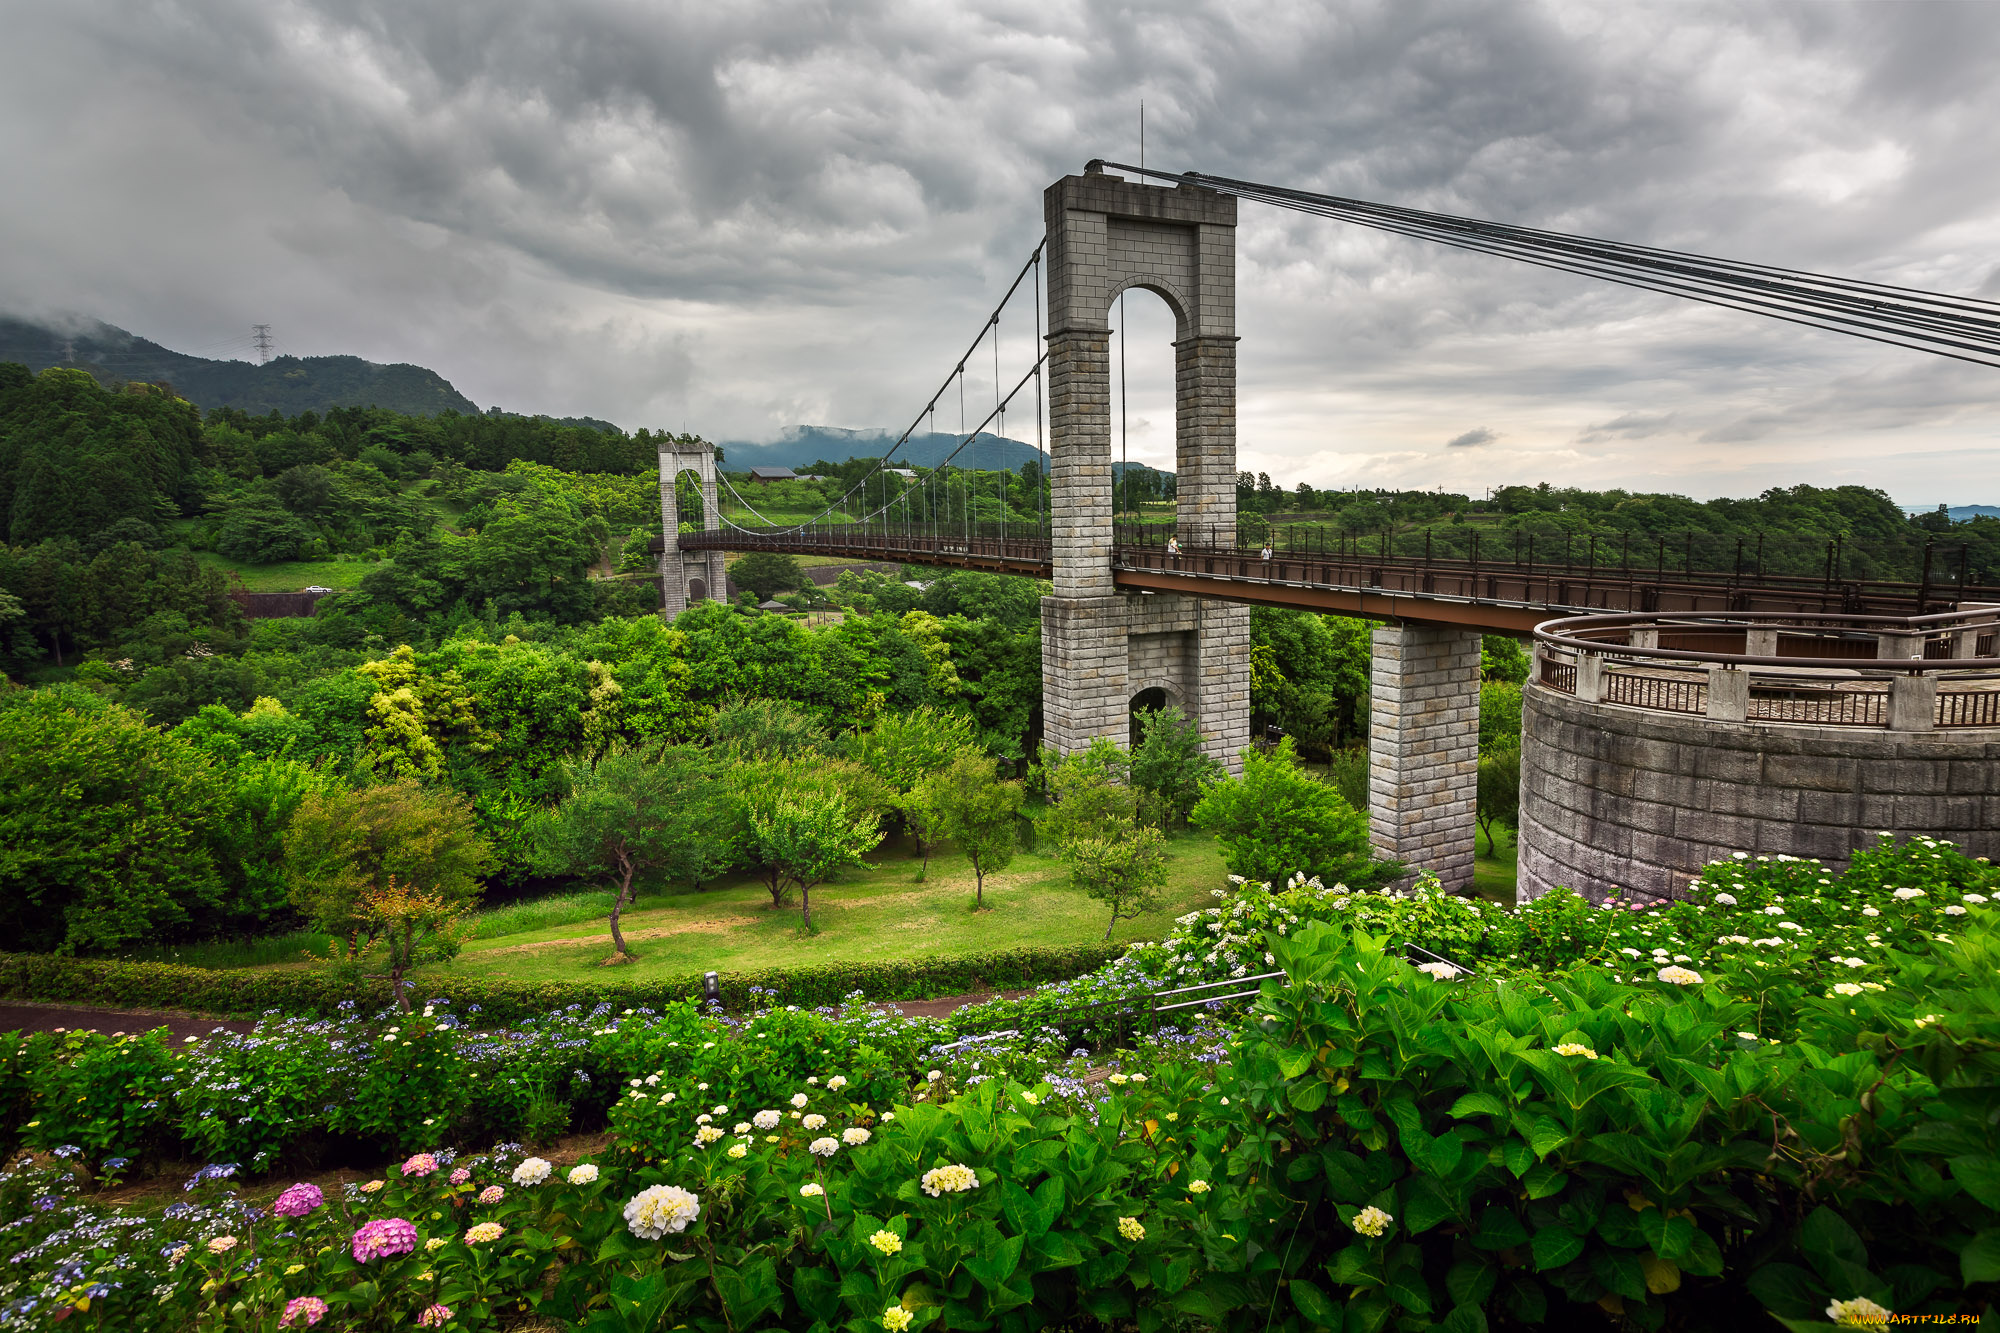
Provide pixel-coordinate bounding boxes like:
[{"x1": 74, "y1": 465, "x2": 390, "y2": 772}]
[{"x1": 749, "y1": 466, "x2": 796, "y2": 480}]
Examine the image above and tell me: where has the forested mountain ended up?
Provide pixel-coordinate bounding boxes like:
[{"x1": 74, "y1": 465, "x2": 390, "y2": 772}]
[{"x1": 0, "y1": 315, "x2": 479, "y2": 417}]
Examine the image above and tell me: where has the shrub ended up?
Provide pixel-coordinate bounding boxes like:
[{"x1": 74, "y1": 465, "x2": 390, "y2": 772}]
[
  {"x1": 1214, "y1": 914, "x2": 2000, "y2": 1329},
  {"x1": 1190, "y1": 737, "x2": 1404, "y2": 891},
  {"x1": 0, "y1": 943, "x2": 1129, "y2": 1023}
]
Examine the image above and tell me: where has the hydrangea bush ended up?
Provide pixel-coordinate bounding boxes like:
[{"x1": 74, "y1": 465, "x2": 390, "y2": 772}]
[{"x1": 3, "y1": 834, "x2": 1997, "y2": 1329}]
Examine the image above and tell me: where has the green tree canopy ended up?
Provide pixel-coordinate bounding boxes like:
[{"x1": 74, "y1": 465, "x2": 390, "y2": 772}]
[
  {"x1": 849, "y1": 704, "x2": 979, "y2": 793},
  {"x1": 1128, "y1": 705, "x2": 1223, "y2": 829},
  {"x1": 708, "y1": 695, "x2": 827, "y2": 761},
  {"x1": 0, "y1": 687, "x2": 230, "y2": 952},
  {"x1": 733, "y1": 551, "x2": 806, "y2": 601},
  {"x1": 1190, "y1": 738, "x2": 1404, "y2": 891},
  {"x1": 282, "y1": 778, "x2": 491, "y2": 942}
]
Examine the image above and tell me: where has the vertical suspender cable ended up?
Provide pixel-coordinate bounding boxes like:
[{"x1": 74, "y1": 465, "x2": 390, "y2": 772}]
[
  {"x1": 993, "y1": 312, "x2": 1003, "y2": 539},
  {"x1": 1035, "y1": 253, "x2": 1047, "y2": 538}
]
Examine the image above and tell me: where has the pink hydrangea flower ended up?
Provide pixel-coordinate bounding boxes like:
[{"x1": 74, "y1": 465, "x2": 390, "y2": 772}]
[
  {"x1": 351, "y1": 1217, "x2": 419, "y2": 1263},
  {"x1": 477, "y1": 1185, "x2": 504, "y2": 1205},
  {"x1": 401, "y1": 1153, "x2": 439, "y2": 1178},
  {"x1": 279, "y1": 1296, "x2": 329, "y2": 1327},
  {"x1": 272, "y1": 1183, "x2": 324, "y2": 1218},
  {"x1": 417, "y1": 1303, "x2": 453, "y2": 1327},
  {"x1": 448, "y1": 1167, "x2": 471, "y2": 1185}
]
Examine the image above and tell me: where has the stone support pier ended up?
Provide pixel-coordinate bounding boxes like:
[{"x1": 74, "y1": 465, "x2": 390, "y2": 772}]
[
  {"x1": 1368, "y1": 624, "x2": 1482, "y2": 891},
  {"x1": 1038, "y1": 166, "x2": 1248, "y2": 770},
  {"x1": 658, "y1": 440, "x2": 726, "y2": 616}
]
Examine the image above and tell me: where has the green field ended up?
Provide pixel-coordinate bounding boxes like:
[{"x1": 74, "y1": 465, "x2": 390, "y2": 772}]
[
  {"x1": 421, "y1": 835, "x2": 1227, "y2": 984},
  {"x1": 193, "y1": 552, "x2": 387, "y2": 592},
  {"x1": 128, "y1": 826, "x2": 1515, "y2": 982}
]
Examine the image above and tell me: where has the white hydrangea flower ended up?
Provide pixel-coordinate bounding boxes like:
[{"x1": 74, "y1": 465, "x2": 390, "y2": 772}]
[
  {"x1": 1826, "y1": 1296, "x2": 1893, "y2": 1326},
  {"x1": 1714, "y1": 893, "x2": 1737, "y2": 906},
  {"x1": 809, "y1": 1137, "x2": 839, "y2": 1157},
  {"x1": 695, "y1": 1125, "x2": 724, "y2": 1145},
  {"x1": 802, "y1": 1114, "x2": 827, "y2": 1130},
  {"x1": 1832, "y1": 982, "x2": 1865, "y2": 997},
  {"x1": 566, "y1": 1163, "x2": 599, "y2": 1185},
  {"x1": 1416, "y1": 961, "x2": 1462, "y2": 980},
  {"x1": 827, "y1": 1075, "x2": 848, "y2": 1091},
  {"x1": 1553, "y1": 1043, "x2": 1598, "y2": 1059},
  {"x1": 1893, "y1": 887, "x2": 1926, "y2": 900},
  {"x1": 799, "y1": 1182, "x2": 824, "y2": 1198},
  {"x1": 1656, "y1": 965, "x2": 1703, "y2": 985},
  {"x1": 843, "y1": 1126, "x2": 871, "y2": 1145},
  {"x1": 791, "y1": 1093, "x2": 810, "y2": 1108},
  {"x1": 920, "y1": 1164, "x2": 980, "y2": 1197},
  {"x1": 624, "y1": 1184, "x2": 700, "y2": 1239},
  {"x1": 1350, "y1": 1206, "x2": 1393, "y2": 1237},
  {"x1": 1945, "y1": 905, "x2": 1967, "y2": 916},
  {"x1": 512, "y1": 1157, "x2": 553, "y2": 1186},
  {"x1": 753, "y1": 1110, "x2": 781, "y2": 1130}
]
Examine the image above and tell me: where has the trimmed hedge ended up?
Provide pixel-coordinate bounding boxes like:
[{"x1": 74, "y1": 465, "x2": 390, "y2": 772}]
[{"x1": 0, "y1": 943, "x2": 1129, "y2": 1024}]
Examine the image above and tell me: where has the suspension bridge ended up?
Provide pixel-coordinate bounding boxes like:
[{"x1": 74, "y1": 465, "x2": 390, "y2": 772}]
[{"x1": 654, "y1": 162, "x2": 2000, "y2": 896}]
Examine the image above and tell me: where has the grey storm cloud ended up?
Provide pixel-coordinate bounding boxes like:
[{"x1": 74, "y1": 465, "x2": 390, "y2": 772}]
[
  {"x1": 1445, "y1": 427, "x2": 1497, "y2": 449},
  {"x1": 2, "y1": 1, "x2": 1998, "y2": 501}
]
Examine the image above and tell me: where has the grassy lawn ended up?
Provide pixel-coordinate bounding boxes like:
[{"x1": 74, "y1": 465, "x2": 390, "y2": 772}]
[
  {"x1": 1474, "y1": 826, "x2": 1519, "y2": 904},
  {"x1": 422, "y1": 835, "x2": 1227, "y2": 985},
  {"x1": 195, "y1": 552, "x2": 386, "y2": 592}
]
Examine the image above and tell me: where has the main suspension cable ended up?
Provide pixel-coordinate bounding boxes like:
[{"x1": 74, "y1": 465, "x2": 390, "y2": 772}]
[{"x1": 1099, "y1": 162, "x2": 2000, "y2": 369}]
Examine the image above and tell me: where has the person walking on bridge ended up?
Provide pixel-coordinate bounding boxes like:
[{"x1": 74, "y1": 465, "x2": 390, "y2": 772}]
[
  {"x1": 1260, "y1": 541, "x2": 1273, "y2": 563},
  {"x1": 1165, "y1": 534, "x2": 1181, "y2": 561}
]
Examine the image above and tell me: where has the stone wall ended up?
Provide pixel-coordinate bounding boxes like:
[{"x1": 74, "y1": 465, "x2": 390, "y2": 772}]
[
  {"x1": 1368, "y1": 624, "x2": 1482, "y2": 891},
  {"x1": 1519, "y1": 680, "x2": 2000, "y2": 901}
]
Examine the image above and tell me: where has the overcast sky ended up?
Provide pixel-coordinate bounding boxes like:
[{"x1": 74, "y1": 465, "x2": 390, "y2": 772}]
[{"x1": 4, "y1": 1, "x2": 1998, "y2": 504}]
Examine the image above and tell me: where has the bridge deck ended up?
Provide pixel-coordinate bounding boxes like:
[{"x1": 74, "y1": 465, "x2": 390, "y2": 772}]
[{"x1": 667, "y1": 527, "x2": 1995, "y2": 631}]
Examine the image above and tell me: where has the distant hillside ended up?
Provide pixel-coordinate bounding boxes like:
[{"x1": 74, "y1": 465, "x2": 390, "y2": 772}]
[
  {"x1": 721, "y1": 424, "x2": 1173, "y2": 477},
  {"x1": 1901, "y1": 504, "x2": 2000, "y2": 521},
  {"x1": 0, "y1": 315, "x2": 480, "y2": 418}
]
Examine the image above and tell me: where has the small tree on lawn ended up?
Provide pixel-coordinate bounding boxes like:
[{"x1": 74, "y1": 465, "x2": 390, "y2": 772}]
[
  {"x1": 529, "y1": 746, "x2": 730, "y2": 961},
  {"x1": 283, "y1": 778, "x2": 491, "y2": 946},
  {"x1": 1190, "y1": 737, "x2": 1404, "y2": 890},
  {"x1": 1065, "y1": 825, "x2": 1169, "y2": 938},
  {"x1": 1129, "y1": 705, "x2": 1223, "y2": 829},
  {"x1": 927, "y1": 752, "x2": 1022, "y2": 909},
  {"x1": 1477, "y1": 742, "x2": 1521, "y2": 856},
  {"x1": 320, "y1": 876, "x2": 469, "y2": 1012},
  {"x1": 729, "y1": 757, "x2": 892, "y2": 907},
  {"x1": 751, "y1": 790, "x2": 883, "y2": 931},
  {"x1": 899, "y1": 778, "x2": 952, "y2": 883},
  {"x1": 1034, "y1": 738, "x2": 1137, "y2": 851}
]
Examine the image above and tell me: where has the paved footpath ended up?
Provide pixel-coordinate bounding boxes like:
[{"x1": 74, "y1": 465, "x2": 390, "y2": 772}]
[{"x1": 0, "y1": 1003, "x2": 255, "y2": 1043}]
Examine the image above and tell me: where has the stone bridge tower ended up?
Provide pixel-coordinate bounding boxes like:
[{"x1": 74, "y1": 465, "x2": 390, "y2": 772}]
[
  {"x1": 1041, "y1": 166, "x2": 1251, "y2": 770},
  {"x1": 658, "y1": 438, "x2": 728, "y2": 616}
]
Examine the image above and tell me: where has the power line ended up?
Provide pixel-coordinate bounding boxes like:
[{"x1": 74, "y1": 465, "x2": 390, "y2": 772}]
[
  {"x1": 252, "y1": 324, "x2": 274, "y2": 364},
  {"x1": 1099, "y1": 161, "x2": 2000, "y2": 369}
]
